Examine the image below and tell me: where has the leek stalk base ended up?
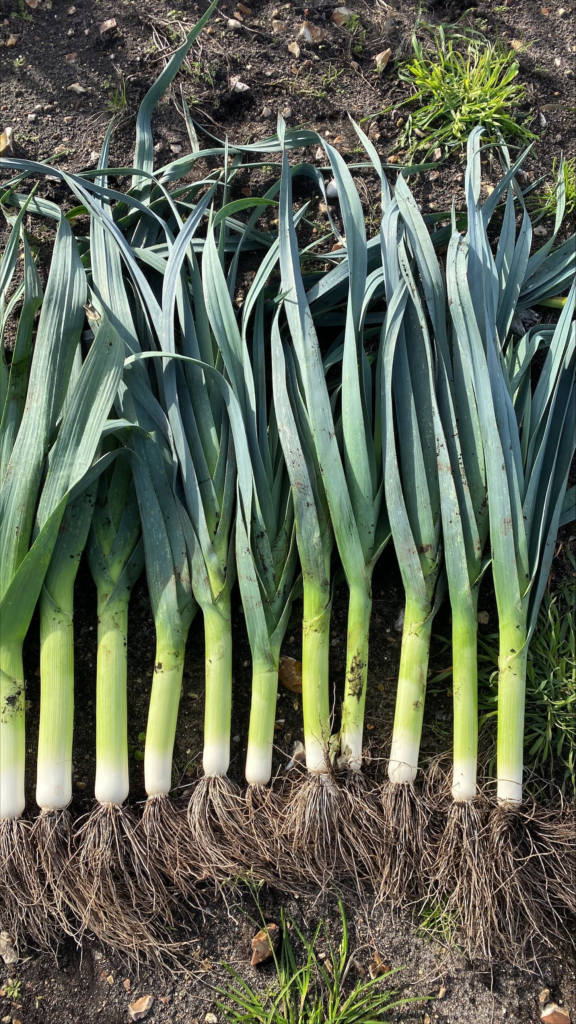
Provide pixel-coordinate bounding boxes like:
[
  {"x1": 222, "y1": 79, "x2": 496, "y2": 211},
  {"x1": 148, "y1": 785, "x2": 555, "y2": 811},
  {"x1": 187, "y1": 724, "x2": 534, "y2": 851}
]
[
  {"x1": 36, "y1": 600, "x2": 74, "y2": 812},
  {"x1": 339, "y1": 585, "x2": 372, "y2": 772},
  {"x1": 0, "y1": 641, "x2": 26, "y2": 820},
  {"x1": 387, "y1": 600, "x2": 433, "y2": 785}
]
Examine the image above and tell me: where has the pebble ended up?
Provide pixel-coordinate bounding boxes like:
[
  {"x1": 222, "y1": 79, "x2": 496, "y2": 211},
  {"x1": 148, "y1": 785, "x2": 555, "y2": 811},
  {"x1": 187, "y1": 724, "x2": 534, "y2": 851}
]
[
  {"x1": 169, "y1": 143, "x2": 182, "y2": 154},
  {"x1": 230, "y1": 75, "x2": 249, "y2": 92},
  {"x1": 67, "y1": 83, "x2": 86, "y2": 94},
  {"x1": 65, "y1": 52, "x2": 78, "y2": 62},
  {"x1": 375, "y1": 48, "x2": 392, "y2": 70},
  {"x1": 0, "y1": 931, "x2": 18, "y2": 965},
  {"x1": 99, "y1": 17, "x2": 117, "y2": 35},
  {"x1": 332, "y1": 6, "x2": 353, "y2": 26},
  {"x1": 261, "y1": 105, "x2": 272, "y2": 118},
  {"x1": 272, "y1": 18, "x2": 287, "y2": 32},
  {"x1": 251, "y1": 923, "x2": 281, "y2": 965},
  {"x1": 27, "y1": 113, "x2": 37, "y2": 122},
  {"x1": 6, "y1": 33, "x2": 20, "y2": 46},
  {"x1": 287, "y1": 40, "x2": 300, "y2": 56},
  {"x1": 541, "y1": 1007, "x2": 570, "y2": 1024},
  {"x1": 228, "y1": 17, "x2": 243, "y2": 30},
  {"x1": 298, "y1": 20, "x2": 325, "y2": 43}
]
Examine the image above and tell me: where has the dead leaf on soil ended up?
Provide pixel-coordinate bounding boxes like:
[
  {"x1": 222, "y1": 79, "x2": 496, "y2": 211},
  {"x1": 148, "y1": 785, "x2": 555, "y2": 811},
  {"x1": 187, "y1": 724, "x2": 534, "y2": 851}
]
[
  {"x1": 437, "y1": 983, "x2": 447, "y2": 999},
  {"x1": 99, "y1": 18, "x2": 117, "y2": 34},
  {"x1": 0, "y1": 128, "x2": 15, "y2": 158},
  {"x1": 288, "y1": 40, "x2": 300, "y2": 57},
  {"x1": 251, "y1": 923, "x2": 281, "y2": 965},
  {"x1": 298, "y1": 20, "x2": 325, "y2": 43},
  {"x1": 540, "y1": 1006, "x2": 571, "y2": 1024},
  {"x1": 368, "y1": 951, "x2": 391, "y2": 979},
  {"x1": 0, "y1": 932, "x2": 18, "y2": 966},
  {"x1": 332, "y1": 6, "x2": 353, "y2": 26},
  {"x1": 128, "y1": 995, "x2": 154, "y2": 1021},
  {"x1": 6, "y1": 34, "x2": 20, "y2": 46},
  {"x1": 375, "y1": 48, "x2": 392, "y2": 70},
  {"x1": 67, "y1": 82, "x2": 86, "y2": 94},
  {"x1": 279, "y1": 656, "x2": 302, "y2": 693}
]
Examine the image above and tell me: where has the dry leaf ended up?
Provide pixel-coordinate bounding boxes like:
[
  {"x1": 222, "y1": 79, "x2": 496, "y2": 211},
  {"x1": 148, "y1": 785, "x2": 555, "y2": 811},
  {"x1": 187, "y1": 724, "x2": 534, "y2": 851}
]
[
  {"x1": 237, "y1": 2, "x2": 252, "y2": 12},
  {"x1": 540, "y1": 1006, "x2": 570, "y2": 1024},
  {"x1": 375, "y1": 48, "x2": 392, "y2": 70},
  {"x1": 437, "y1": 983, "x2": 447, "y2": 999},
  {"x1": 288, "y1": 40, "x2": 300, "y2": 57},
  {"x1": 272, "y1": 19, "x2": 287, "y2": 32},
  {"x1": 99, "y1": 18, "x2": 117, "y2": 34},
  {"x1": 128, "y1": 996, "x2": 154, "y2": 1022},
  {"x1": 510, "y1": 38, "x2": 523, "y2": 49},
  {"x1": 299, "y1": 20, "x2": 324, "y2": 43},
  {"x1": 278, "y1": 656, "x2": 302, "y2": 693},
  {"x1": 6, "y1": 34, "x2": 20, "y2": 46},
  {"x1": 387, "y1": 155, "x2": 399, "y2": 164},
  {"x1": 369, "y1": 951, "x2": 391, "y2": 978},
  {"x1": 0, "y1": 128, "x2": 15, "y2": 159},
  {"x1": 241, "y1": 187, "x2": 251, "y2": 196},
  {"x1": 67, "y1": 82, "x2": 86, "y2": 94},
  {"x1": 251, "y1": 923, "x2": 281, "y2": 965},
  {"x1": 331, "y1": 6, "x2": 353, "y2": 25}
]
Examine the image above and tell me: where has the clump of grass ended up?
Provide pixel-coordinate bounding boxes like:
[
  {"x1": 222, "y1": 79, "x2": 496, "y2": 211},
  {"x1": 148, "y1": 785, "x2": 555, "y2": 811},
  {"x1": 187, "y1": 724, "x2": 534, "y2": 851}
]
[
  {"x1": 378, "y1": 25, "x2": 536, "y2": 158},
  {"x1": 478, "y1": 571, "x2": 576, "y2": 793},
  {"x1": 538, "y1": 156, "x2": 576, "y2": 219},
  {"x1": 215, "y1": 900, "x2": 424, "y2": 1023}
]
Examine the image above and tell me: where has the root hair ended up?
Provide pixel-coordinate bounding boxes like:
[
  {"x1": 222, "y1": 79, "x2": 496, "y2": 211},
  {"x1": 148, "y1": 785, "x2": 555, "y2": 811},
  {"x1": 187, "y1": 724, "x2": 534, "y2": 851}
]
[
  {"x1": 0, "y1": 817, "x2": 54, "y2": 951},
  {"x1": 187, "y1": 775, "x2": 247, "y2": 881},
  {"x1": 379, "y1": 781, "x2": 431, "y2": 905}
]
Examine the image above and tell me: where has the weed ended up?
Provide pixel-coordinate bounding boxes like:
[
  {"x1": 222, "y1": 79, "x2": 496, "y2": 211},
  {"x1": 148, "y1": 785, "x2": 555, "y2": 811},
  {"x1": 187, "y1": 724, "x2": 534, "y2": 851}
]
[
  {"x1": 417, "y1": 899, "x2": 461, "y2": 948},
  {"x1": 13, "y1": 55, "x2": 25, "y2": 68},
  {"x1": 343, "y1": 13, "x2": 366, "y2": 56},
  {"x1": 215, "y1": 899, "x2": 425, "y2": 1023},
  {"x1": 321, "y1": 63, "x2": 344, "y2": 91},
  {"x1": 4, "y1": 979, "x2": 22, "y2": 1000},
  {"x1": 537, "y1": 156, "x2": 576, "y2": 219},
  {"x1": 106, "y1": 76, "x2": 127, "y2": 113},
  {"x1": 128, "y1": 731, "x2": 146, "y2": 762},
  {"x1": 371, "y1": 23, "x2": 536, "y2": 158}
]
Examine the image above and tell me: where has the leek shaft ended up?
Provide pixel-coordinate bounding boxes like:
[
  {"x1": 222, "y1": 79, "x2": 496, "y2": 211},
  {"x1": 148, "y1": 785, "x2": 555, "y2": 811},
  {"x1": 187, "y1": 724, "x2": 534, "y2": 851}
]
[
  {"x1": 340, "y1": 583, "x2": 372, "y2": 772},
  {"x1": 245, "y1": 660, "x2": 280, "y2": 785},
  {"x1": 496, "y1": 621, "x2": 528, "y2": 806},
  {"x1": 301, "y1": 582, "x2": 331, "y2": 773},
  {"x1": 144, "y1": 643, "x2": 186, "y2": 796},
  {"x1": 0, "y1": 641, "x2": 25, "y2": 820},
  {"x1": 95, "y1": 591, "x2": 130, "y2": 805},
  {"x1": 451, "y1": 599, "x2": 479, "y2": 802},
  {"x1": 388, "y1": 597, "x2": 433, "y2": 784},
  {"x1": 37, "y1": 591, "x2": 74, "y2": 810},
  {"x1": 202, "y1": 596, "x2": 232, "y2": 777}
]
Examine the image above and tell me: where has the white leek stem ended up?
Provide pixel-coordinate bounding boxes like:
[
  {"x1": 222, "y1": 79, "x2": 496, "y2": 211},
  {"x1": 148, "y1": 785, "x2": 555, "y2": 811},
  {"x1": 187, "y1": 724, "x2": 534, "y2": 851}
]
[
  {"x1": 339, "y1": 583, "x2": 372, "y2": 772},
  {"x1": 0, "y1": 641, "x2": 25, "y2": 820},
  {"x1": 36, "y1": 595, "x2": 74, "y2": 810},
  {"x1": 302, "y1": 581, "x2": 331, "y2": 774},
  {"x1": 496, "y1": 621, "x2": 528, "y2": 806},
  {"x1": 451, "y1": 602, "x2": 479, "y2": 803},
  {"x1": 94, "y1": 592, "x2": 130, "y2": 805},
  {"x1": 245, "y1": 662, "x2": 279, "y2": 785},
  {"x1": 144, "y1": 644, "x2": 185, "y2": 796},
  {"x1": 388, "y1": 598, "x2": 432, "y2": 785},
  {"x1": 202, "y1": 597, "x2": 232, "y2": 777}
]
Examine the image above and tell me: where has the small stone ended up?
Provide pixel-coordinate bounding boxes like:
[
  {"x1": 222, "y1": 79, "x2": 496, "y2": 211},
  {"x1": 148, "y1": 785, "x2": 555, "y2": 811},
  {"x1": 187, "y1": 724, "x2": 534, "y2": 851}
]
[
  {"x1": 7, "y1": 34, "x2": 20, "y2": 46},
  {"x1": 33, "y1": 103, "x2": 44, "y2": 112},
  {"x1": 251, "y1": 923, "x2": 281, "y2": 965},
  {"x1": 282, "y1": 106, "x2": 292, "y2": 118},
  {"x1": 350, "y1": 59, "x2": 359, "y2": 70},
  {"x1": 429, "y1": 170, "x2": 440, "y2": 182},
  {"x1": 89, "y1": 150, "x2": 99, "y2": 162},
  {"x1": 298, "y1": 20, "x2": 324, "y2": 43},
  {"x1": 477, "y1": 610, "x2": 490, "y2": 624},
  {"x1": 272, "y1": 19, "x2": 287, "y2": 32},
  {"x1": 99, "y1": 17, "x2": 117, "y2": 35},
  {"x1": 65, "y1": 52, "x2": 78, "y2": 62},
  {"x1": 433, "y1": 146, "x2": 442, "y2": 161},
  {"x1": 27, "y1": 113, "x2": 37, "y2": 123},
  {"x1": 278, "y1": 656, "x2": 302, "y2": 693},
  {"x1": 375, "y1": 47, "x2": 392, "y2": 70},
  {"x1": 331, "y1": 6, "x2": 353, "y2": 25},
  {"x1": 67, "y1": 5, "x2": 76, "y2": 12},
  {"x1": 315, "y1": 146, "x2": 324, "y2": 160},
  {"x1": 261, "y1": 105, "x2": 272, "y2": 118},
  {"x1": 123, "y1": 979, "x2": 132, "y2": 992},
  {"x1": 74, "y1": 780, "x2": 86, "y2": 790},
  {"x1": 534, "y1": 225, "x2": 548, "y2": 237},
  {"x1": 0, "y1": 932, "x2": 18, "y2": 965},
  {"x1": 326, "y1": 178, "x2": 338, "y2": 198},
  {"x1": 557, "y1": 6, "x2": 567, "y2": 13},
  {"x1": 228, "y1": 18, "x2": 243, "y2": 30},
  {"x1": 128, "y1": 995, "x2": 155, "y2": 1021},
  {"x1": 287, "y1": 40, "x2": 300, "y2": 56},
  {"x1": 540, "y1": 1006, "x2": 570, "y2": 1024},
  {"x1": 236, "y1": 2, "x2": 252, "y2": 12},
  {"x1": 170, "y1": 143, "x2": 182, "y2": 154},
  {"x1": 67, "y1": 83, "x2": 86, "y2": 94},
  {"x1": 205, "y1": 1015, "x2": 218, "y2": 1024},
  {"x1": 230, "y1": 74, "x2": 249, "y2": 92},
  {"x1": 64, "y1": 115, "x2": 73, "y2": 123},
  {"x1": 106, "y1": 974, "x2": 114, "y2": 985},
  {"x1": 67, "y1": 26, "x2": 75, "y2": 35},
  {"x1": 26, "y1": 0, "x2": 40, "y2": 6},
  {"x1": 539, "y1": 991, "x2": 551, "y2": 1006},
  {"x1": 387, "y1": 155, "x2": 399, "y2": 163}
]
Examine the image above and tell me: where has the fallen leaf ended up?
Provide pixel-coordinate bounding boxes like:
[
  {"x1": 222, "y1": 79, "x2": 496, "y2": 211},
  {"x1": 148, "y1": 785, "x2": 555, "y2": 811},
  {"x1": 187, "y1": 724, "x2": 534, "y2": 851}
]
[
  {"x1": 99, "y1": 18, "x2": 117, "y2": 34},
  {"x1": 331, "y1": 6, "x2": 353, "y2": 25},
  {"x1": 251, "y1": 923, "x2": 281, "y2": 965},
  {"x1": 230, "y1": 74, "x2": 249, "y2": 92},
  {"x1": 437, "y1": 983, "x2": 447, "y2": 999},
  {"x1": 369, "y1": 952, "x2": 391, "y2": 978},
  {"x1": 25, "y1": 0, "x2": 40, "y2": 7},
  {"x1": 541, "y1": 5, "x2": 550, "y2": 11},
  {"x1": 0, "y1": 932, "x2": 18, "y2": 965},
  {"x1": 279, "y1": 656, "x2": 302, "y2": 693},
  {"x1": 375, "y1": 48, "x2": 392, "y2": 70},
  {"x1": 286, "y1": 740, "x2": 306, "y2": 769},
  {"x1": 299, "y1": 20, "x2": 324, "y2": 43},
  {"x1": 272, "y1": 18, "x2": 287, "y2": 32},
  {"x1": 540, "y1": 990, "x2": 552, "y2": 1006},
  {"x1": 540, "y1": 1006, "x2": 570, "y2": 1024},
  {"x1": 6, "y1": 34, "x2": 20, "y2": 46},
  {"x1": 106, "y1": 974, "x2": 114, "y2": 985},
  {"x1": 128, "y1": 995, "x2": 155, "y2": 1021},
  {"x1": 201, "y1": 959, "x2": 213, "y2": 971},
  {"x1": 0, "y1": 128, "x2": 15, "y2": 159},
  {"x1": 288, "y1": 40, "x2": 300, "y2": 57},
  {"x1": 424, "y1": 1015, "x2": 432, "y2": 1024},
  {"x1": 65, "y1": 52, "x2": 78, "y2": 62},
  {"x1": 67, "y1": 83, "x2": 86, "y2": 94}
]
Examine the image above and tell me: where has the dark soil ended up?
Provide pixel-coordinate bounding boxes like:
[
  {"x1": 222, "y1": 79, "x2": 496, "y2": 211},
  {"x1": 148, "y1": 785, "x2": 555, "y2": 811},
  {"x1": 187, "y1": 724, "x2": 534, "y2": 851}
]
[{"x1": 1, "y1": 0, "x2": 575, "y2": 1021}]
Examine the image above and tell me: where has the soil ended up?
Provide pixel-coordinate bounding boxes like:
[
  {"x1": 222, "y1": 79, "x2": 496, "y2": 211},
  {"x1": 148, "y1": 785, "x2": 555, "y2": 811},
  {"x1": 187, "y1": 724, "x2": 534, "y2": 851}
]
[{"x1": 1, "y1": 0, "x2": 575, "y2": 1021}]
